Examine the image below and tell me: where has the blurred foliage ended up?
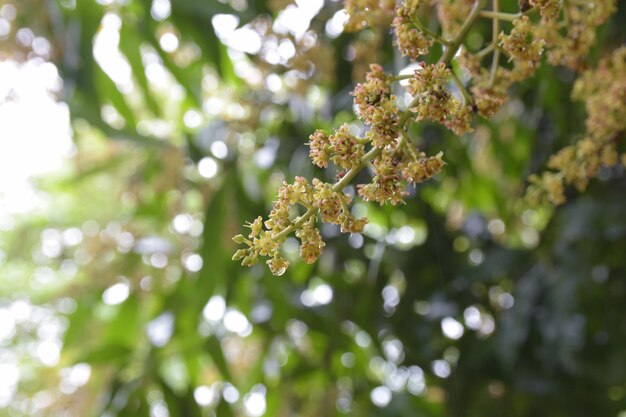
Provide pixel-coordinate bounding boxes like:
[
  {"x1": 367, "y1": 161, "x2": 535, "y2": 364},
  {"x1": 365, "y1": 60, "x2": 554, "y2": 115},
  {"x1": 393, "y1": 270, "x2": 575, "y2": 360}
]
[{"x1": 0, "y1": 0, "x2": 625, "y2": 416}]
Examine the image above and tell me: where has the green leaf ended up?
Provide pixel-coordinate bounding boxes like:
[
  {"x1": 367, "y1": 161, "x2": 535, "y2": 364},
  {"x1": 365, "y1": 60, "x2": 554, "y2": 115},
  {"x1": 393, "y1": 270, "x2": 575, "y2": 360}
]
[
  {"x1": 103, "y1": 296, "x2": 141, "y2": 348},
  {"x1": 197, "y1": 170, "x2": 233, "y2": 296},
  {"x1": 205, "y1": 336, "x2": 233, "y2": 382},
  {"x1": 169, "y1": 0, "x2": 239, "y2": 83},
  {"x1": 70, "y1": 93, "x2": 173, "y2": 147},
  {"x1": 141, "y1": 25, "x2": 203, "y2": 107},
  {"x1": 80, "y1": 345, "x2": 133, "y2": 364},
  {"x1": 119, "y1": 21, "x2": 162, "y2": 116},
  {"x1": 158, "y1": 376, "x2": 202, "y2": 417},
  {"x1": 94, "y1": 68, "x2": 138, "y2": 128}
]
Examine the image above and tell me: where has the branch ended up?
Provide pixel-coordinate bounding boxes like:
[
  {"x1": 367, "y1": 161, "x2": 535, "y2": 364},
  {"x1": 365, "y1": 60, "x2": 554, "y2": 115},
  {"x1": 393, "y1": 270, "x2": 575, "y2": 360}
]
[
  {"x1": 479, "y1": 10, "x2": 521, "y2": 21},
  {"x1": 489, "y1": 0, "x2": 501, "y2": 86},
  {"x1": 440, "y1": 0, "x2": 488, "y2": 64}
]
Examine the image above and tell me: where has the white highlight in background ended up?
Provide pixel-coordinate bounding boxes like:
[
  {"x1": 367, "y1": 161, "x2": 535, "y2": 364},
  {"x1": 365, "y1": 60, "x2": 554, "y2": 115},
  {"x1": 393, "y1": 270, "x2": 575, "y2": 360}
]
[{"x1": 0, "y1": 60, "x2": 73, "y2": 214}]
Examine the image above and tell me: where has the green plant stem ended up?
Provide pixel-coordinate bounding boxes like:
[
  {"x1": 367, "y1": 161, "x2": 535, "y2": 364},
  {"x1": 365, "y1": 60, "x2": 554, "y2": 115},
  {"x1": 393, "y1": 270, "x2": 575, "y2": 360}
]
[
  {"x1": 410, "y1": 16, "x2": 451, "y2": 47},
  {"x1": 272, "y1": 207, "x2": 318, "y2": 241},
  {"x1": 391, "y1": 74, "x2": 413, "y2": 82},
  {"x1": 338, "y1": 193, "x2": 351, "y2": 213},
  {"x1": 480, "y1": 5, "x2": 538, "y2": 21},
  {"x1": 475, "y1": 44, "x2": 492, "y2": 60},
  {"x1": 489, "y1": 0, "x2": 501, "y2": 86},
  {"x1": 332, "y1": 146, "x2": 382, "y2": 192},
  {"x1": 479, "y1": 10, "x2": 520, "y2": 21},
  {"x1": 399, "y1": 130, "x2": 421, "y2": 161},
  {"x1": 562, "y1": 0, "x2": 572, "y2": 26},
  {"x1": 450, "y1": 69, "x2": 472, "y2": 106},
  {"x1": 440, "y1": 0, "x2": 488, "y2": 64}
]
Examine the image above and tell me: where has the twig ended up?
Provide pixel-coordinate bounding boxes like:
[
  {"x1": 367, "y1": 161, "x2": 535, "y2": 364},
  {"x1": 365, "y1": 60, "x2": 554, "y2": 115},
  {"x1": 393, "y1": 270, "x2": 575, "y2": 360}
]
[{"x1": 489, "y1": 0, "x2": 501, "y2": 86}]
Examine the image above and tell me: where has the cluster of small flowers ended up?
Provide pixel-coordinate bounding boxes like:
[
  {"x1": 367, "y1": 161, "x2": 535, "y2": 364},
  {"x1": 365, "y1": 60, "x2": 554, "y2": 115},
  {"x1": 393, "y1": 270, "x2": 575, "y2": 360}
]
[
  {"x1": 241, "y1": 16, "x2": 337, "y2": 96},
  {"x1": 536, "y1": 0, "x2": 617, "y2": 70},
  {"x1": 295, "y1": 222, "x2": 325, "y2": 265},
  {"x1": 499, "y1": 16, "x2": 545, "y2": 81},
  {"x1": 232, "y1": 216, "x2": 285, "y2": 274},
  {"x1": 358, "y1": 152, "x2": 408, "y2": 205},
  {"x1": 234, "y1": 60, "x2": 451, "y2": 274},
  {"x1": 313, "y1": 179, "x2": 368, "y2": 233},
  {"x1": 574, "y1": 47, "x2": 626, "y2": 143},
  {"x1": 527, "y1": 171, "x2": 566, "y2": 205},
  {"x1": 343, "y1": 0, "x2": 396, "y2": 32},
  {"x1": 357, "y1": 148, "x2": 446, "y2": 205},
  {"x1": 289, "y1": 39, "x2": 337, "y2": 92},
  {"x1": 459, "y1": 14, "x2": 546, "y2": 120},
  {"x1": 351, "y1": 31, "x2": 386, "y2": 80},
  {"x1": 342, "y1": 0, "x2": 394, "y2": 80},
  {"x1": 353, "y1": 64, "x2": 400, "y2": 147},
  {"x1": 402, "y1": 151, "x2": 446, "y2": 183},
  {"x1": 471, "y1": 83, "x2": 508, "y2": 119},
  {"x1": 436, "y1": 0, "x2": 474, "y2": 37},
  {"x1": 407, "y1": 63, "x2": 472, "y2": 135},
  {"x1": 392, "y1": 0, "x2": 433, "y2": 60},
  {"x1": 527, "y1": 47, "x2": 626, "y2": 205},
  {"x1": 456, "y1": 50, "x2": 509, "y2": 118},
  {"x1": 233, "y1": 175, "x2": 369, "y2": 275},
  {"x1": 528, "y1": 0, "x2": 560, "y2": 22},
  {"x1": 233, "y1": 177, "x2": 314, "y2": 275},
  {"x1": 459, "y1": 0, "x2": 615, "y2": 120},
  {"x1": 308, "y1": 125, "x2": 365, "y2": 171}
]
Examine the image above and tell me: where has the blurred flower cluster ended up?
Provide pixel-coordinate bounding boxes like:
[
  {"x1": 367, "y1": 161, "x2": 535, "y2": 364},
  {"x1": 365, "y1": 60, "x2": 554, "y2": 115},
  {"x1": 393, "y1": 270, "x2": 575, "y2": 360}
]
[{"x1": 528, "y1": 46, "x2": 626, "y2": 204}]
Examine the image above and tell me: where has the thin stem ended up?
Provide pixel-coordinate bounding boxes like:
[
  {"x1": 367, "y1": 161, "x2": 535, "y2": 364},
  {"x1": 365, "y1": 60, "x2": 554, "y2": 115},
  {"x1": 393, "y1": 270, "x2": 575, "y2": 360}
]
[
  {"x1": 272, "y1": 207, "x2": 318, "y2": 241},
  {"x1": 299, "y1": 201, "x2": 314, "y2": 210},
  {"x1": 489, "y1": 49, "x2": 500, "y2": 86},
  {"x1": 480, "y1": 5, "x2": 538, "y2": 20},
  {"x1": 332, "y1": 146, "x2": 381, "y2": 192},
  {"x1": 489, "y1": 0, "x2": 501, "y2": 86},
  {"x1": 410, "y1": 16, "x2": 451, "y2": 47},
  {"x1": 338, "y1": 193, "x2": 351, "y2": 213},
  {"x1": 476, "y1": 43, "x2": 495, "y2": 59},
  {"x1": 562, "y1": 0, "x2": 571, "y2": 26},
  {"x1": 399, "y1": 130, "x2": 421, "y2": 161},
  {"x1": 271, "y1": 143, "x2": 386, "y2": 242},
  {"x1": 391, "y1": 74, "x2": 413, "y2": 82},
  {"x1": 479, "y1": 10, "x2": 520, "y2": 21},
  {"x1": 440, "y1": 0, "x2": 488, "y2": 65},
  {"x1": 450, "y1": 69, "x2": 472, "y2": 106}
]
